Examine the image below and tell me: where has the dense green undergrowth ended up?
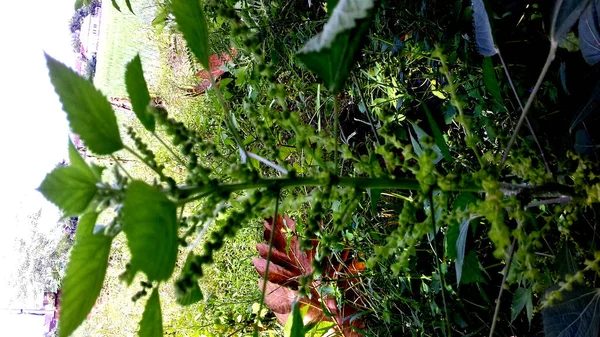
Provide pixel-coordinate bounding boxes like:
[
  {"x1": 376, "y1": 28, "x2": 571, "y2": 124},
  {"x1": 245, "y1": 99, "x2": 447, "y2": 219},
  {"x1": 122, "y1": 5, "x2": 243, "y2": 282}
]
[{"x1": 43, "y1": 0, "x2": 600, "y2": 336}]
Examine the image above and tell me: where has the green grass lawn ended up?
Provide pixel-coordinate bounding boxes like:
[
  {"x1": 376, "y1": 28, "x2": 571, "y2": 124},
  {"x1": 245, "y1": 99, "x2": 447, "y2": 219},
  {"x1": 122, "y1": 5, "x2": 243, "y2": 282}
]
[
  {"x1": 94, "y1": 0, "x2": 162, "y2": 98},
  {"x1": 73, "y1": 2, "x2": 276, "y2": 336}
]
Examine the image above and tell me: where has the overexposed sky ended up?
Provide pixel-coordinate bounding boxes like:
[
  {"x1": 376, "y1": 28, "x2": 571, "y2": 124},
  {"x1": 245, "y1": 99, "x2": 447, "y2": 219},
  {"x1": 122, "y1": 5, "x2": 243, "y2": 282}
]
[{"x1": 0, "y1": 0, "x2": 75, "y2": 334}]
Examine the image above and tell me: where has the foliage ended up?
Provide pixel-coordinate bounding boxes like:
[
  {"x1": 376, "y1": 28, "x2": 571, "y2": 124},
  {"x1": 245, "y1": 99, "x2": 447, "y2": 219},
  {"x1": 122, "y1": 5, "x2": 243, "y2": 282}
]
[{"x1": 42, "y1": 0, "x2": 600, "y2": 336}]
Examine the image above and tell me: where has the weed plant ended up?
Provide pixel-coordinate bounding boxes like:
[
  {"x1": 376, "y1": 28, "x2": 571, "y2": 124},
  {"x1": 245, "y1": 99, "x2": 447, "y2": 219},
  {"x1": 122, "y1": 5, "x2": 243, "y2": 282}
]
[{"x1": 42, "y1": 0, "x2": 600, "y2": 336}]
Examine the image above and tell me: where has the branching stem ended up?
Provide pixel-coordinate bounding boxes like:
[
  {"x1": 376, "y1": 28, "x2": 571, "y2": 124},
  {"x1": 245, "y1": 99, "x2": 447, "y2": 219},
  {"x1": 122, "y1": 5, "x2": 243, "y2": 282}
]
[{"x1": 501, "y1": 44, "x2": 557, "y2": 166}]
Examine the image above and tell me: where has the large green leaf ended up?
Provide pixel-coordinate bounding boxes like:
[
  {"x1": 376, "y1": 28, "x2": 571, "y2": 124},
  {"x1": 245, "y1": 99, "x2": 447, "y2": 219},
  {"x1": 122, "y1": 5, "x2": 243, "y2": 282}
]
[
  {"x1": 511, "y1": 287, "x2": 533, "y2": 324},
  {"x1": 472, "y1": 0, "x2": 498, "y2": 56},
  {"x1": 543, "y1": 287, "x2": 600, "y2": 337},
  {"x1": 122, "y1": 181, "x2": 178, "y2": 282},
  {"x1": 460, "y1": 250, "x2": 485, "y2": 284},
  {"x1": 297, "y1": 0, "x2": 375, "y2": 93},
  {"x1": 59, "y1": 212, "x2": 112, "y2": 337},
  {"x1": 139, "y1": 288, "x2": 163, "y2": 337},
  {"x1": 550, "y1": 0, "x2": 591, "y2": 43},
  {"x1": 46, "y1": 54, "x2": 123, "y2": 155},
  {"x1": 38, "y1": 144, "x2": 98, "y2": 216},
  {"x1": 171, "y1": 0, "x2": 210, "y2": 69},
  {"x1": 125, "y1": 55, "x2": 155, "y2": 131},
  {"x1": 579, "y1": 1, "x2": 600, "y2": 65}
]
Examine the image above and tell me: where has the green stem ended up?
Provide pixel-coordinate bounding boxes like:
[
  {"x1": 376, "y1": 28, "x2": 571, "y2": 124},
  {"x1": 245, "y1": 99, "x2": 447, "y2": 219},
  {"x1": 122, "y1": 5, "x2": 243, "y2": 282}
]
[
  {"x1": 352, "y1": 73, "x2": 381, "y2": 146},
  {"x1": 207, "y1": 71, "x2": 249, "y2": 162},
  {"x1": 497, "y1": 52, "x2": 551, "y2": 175},
  {"x1": 123, "y1": 145, "x2": 168, "y2": 181},
  {"x1": 177, "y1": 176, "x2": 481, "y2": 205},
  {"x1": 435, "y1": 49, "x2": 483, "y2": 168},
  {"x1": 151, "y1": 131, "x2": 186, "y2": 167},
  {"x1": 334, "y1": 96, "x2": 340, "y2": 173},
  {"x1": 500, "y1": 43, "x2": 556, "y2": 166},
  {"x1": 488, "y1": 238, "x2": 517, "y2": 337},
  {"x1": 429, "y1": 192, "x2": 451, "y2": 337}
]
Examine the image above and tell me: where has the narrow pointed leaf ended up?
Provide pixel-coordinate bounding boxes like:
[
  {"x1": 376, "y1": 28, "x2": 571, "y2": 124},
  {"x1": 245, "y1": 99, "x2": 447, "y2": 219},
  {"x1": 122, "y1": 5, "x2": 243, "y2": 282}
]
[
  {"x1": 297, "y1": 0, "x2": 375, "y2": 93},
  {"x1": 543, "y1": 287, "x2": 600, "y2": 337},
  {"x1": 481, "y1": 56, "x2": 504, "y2": 106},
  {"x1": 111, "y1": 0, "x2": 121, "y2": 12},
  {"x1": 139, "y1": 288, "x2": 163, "y2": 337},
  {"x1": 579, "y1": 1, "x2": 600, "y2": 65},
  {"x1": 472, "y1": 0, "x2": 497, "y2": 56},
  {"x1": 124, "y1": 0, "x2": 134, "y2": 14},
  {"x1": 59, "y1": 212, "x2": 112, "y2": 337},
  {"x1": 125, "y1": 55, "x2": 155, "y2": 131},
  {"x1": 46, "y1": 54, "x2": 123, "y2": 155},
  {"x1": 122, "y1": 181, "x2": 178, "y2": 282},
  {"x1": 172, "y1": 0, "x2": 210, "y2": 69},
  {"x1": 551, "y1": 0, "x2": 591, "y2": 43},
  {"x1": 455, "y1": 217, "x2": 471, "y2": 285},
  {"x1": 422, "y1": 102, "x2": 453, "y2": 163}
]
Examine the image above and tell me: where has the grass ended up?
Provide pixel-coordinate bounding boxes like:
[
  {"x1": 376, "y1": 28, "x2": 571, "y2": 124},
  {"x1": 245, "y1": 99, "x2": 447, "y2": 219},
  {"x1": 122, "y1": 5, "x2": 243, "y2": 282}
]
[
  {"x1": 77, "y1": 1, "x2": 276, "y2": 336},
  {"x1": 94, "y1": 0, "x2": 162, "y2": 97}
]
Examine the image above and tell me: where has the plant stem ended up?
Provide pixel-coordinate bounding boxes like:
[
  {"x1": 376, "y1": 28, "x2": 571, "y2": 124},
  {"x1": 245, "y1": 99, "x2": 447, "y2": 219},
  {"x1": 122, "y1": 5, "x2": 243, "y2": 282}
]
[
  {"x1": 151, "y1": 131, "x2": 186, "y2": 167},
  {"x1": 207, "y1": 71, "x2": 249, "y2": 162},
  {"x1": 352, "y1": 73, "x2": 381, "y2": 146},
  {"x1": 488, "y1": 238, "x2": 517, "y2": 337},
  {"x1": 123, "y1": 145, "x2": 168, "y2": 181},
  {"x1": 429, "y1": 192, "x2": 451, "y2": 337},
  {"x1": 497, "y1": 52, "x2": 552, "y2": 175},
  {"x1": 500, "y1": 44, "x2": 556, "y2": 166},
  {"x1": 334, "y1": 96, "x2": 340, "y2": 174}
]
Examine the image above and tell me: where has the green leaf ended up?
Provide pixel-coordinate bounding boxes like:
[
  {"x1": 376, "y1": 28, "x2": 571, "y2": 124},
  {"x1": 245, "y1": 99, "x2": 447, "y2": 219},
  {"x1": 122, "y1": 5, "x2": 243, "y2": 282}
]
[
  {"x1": 368, "y1": 188, "x2": 382, "y2": 216},
  {"x1": 46, "y1": 54, "x2": 123, "y2": 155},
  {"x1": 122, "y1": 181, "x2": 178, "y2": 282},
  {"x1": 422, "y1": 102, "x2": 453, "y2": 163},
  {"x1": 172, "y1": 0, "x2": 210, "y2": 69},
  {"x1": 481, "y1": 57, "x2": 503, "y2": 107},
  {"x1": 125, "y1": 55, "x2": 155, "y2": 131},
  {"x1": 543, "y1": 287, "x2": 600, "y2": 337},
  {"x1": 551, "y1": 0, "x2": 591, "y2": 43},
  {"x1": 175, "y1": 253, "x2": 203, "y2": 306},
  {"x1": 511, "y1": 287, "x2": 533, "y2": 324},
  {"x1": 68, "y1": 140, "x2": 96, "y2": 181},
  {"x1": 59, "y1": 212, "x2": 112, "y2": 337},
  {"x1": 306, "y1": 321, "x2": 336, "y2": 337},
  {"x1": 579, "y1": 1, "x2": 600, "y2": 65},
  {"x1": 38, "y1": 149, "x2": 98, "y2": 216},
  {"x1": 472, "y1": 0, "x2": 497, "y2": 56},
  {"x1": 445, "y1": 222, "x2": 460, "y2": 259},
  {"x1": 297, "y1": 0, "x2": 375, "y2": 93},
  {"x1": 124, "y1": 0, "x2": 134, "y2": 14},
  {"x1": 455, "y1": 217, "x2": 471, "y2": 285},
  {"x1": 111, "y1": 0, "x2": 121, "y2": 12},
  {"x1": 139, "y1": 288, "x2": 163, "y2": 337},
  {"x1": 460, "y1": 250, "x2": 485, "y2": 284},
  {"x1": 284, "y1": 301, "x2": 306, "y2": 337}
]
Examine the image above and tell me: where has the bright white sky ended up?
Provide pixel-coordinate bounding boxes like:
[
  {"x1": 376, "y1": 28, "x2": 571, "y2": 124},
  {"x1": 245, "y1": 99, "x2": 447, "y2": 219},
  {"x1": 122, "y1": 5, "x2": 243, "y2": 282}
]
[{"x1": 0, "y1": 0, "x2": 76, "y2": 334}]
